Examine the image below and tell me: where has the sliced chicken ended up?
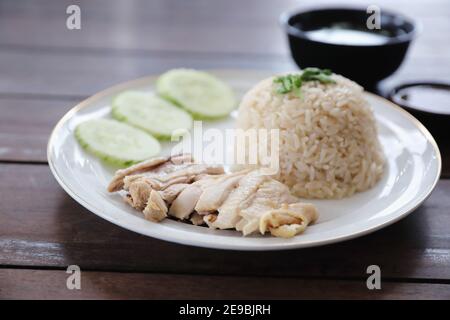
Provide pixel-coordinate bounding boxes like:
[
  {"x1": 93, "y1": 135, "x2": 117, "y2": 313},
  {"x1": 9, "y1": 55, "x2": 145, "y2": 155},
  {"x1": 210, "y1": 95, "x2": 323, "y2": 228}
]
[
  {"x1": 126, "y1": 179, "x2": 153, "y2": 210},
  {"x1": 170, "y1": 153, "x2": 195, "y2": 165},
  {"x1": 143, "y1": 190, "x2": 168, "y2": 222},
  {"x1": 259, "y1": 203, "x2": 318, "y2": 238},
  {"x1": 190, "y1": 212, "x2": 205, "y2": 226},
  {"x1": 210, "y1": 171, "x2": 267, "y2": 229},
  {"x1": 236, "y1": 179, "x2": 297, "y2": 235},
  {"x1": 122, "y1": 163, "x2": 224, "y2": 210},
  {"x1": 159, "y1": 183, "x2": 189, "y2": 204},
  {"x1": 166, "y1": 173, "x2": 224, "y2": 220},
  {"x1": 108, "y1": 154, "x2": 194, "y2": 192},
  {"x1": 168, "y1": 184, "x2": 203, "y2": 220},
  {"x1": 194, "y1": 170, "x2": 249, "y2": 213},
  {"x1": 108, "y1": 154, "x2": 319, "y2": 238},
  {"x1": 124, "y1": 174, "x2": 188, "y2": 192},
  {"x1": 169, "y1": 174, "x2": 223, "y2": 219},
  {"x1": 158, "y1": 163, "x2": 224, "y2": 183},
  {"x1": 203, "y1": 213, "x2": 218, "y2": 228},
  {"x1": 124, "y1": 164, "x2": 223, "y2": 190},
  {"x1": 108, "y1": 156, "x2": 170, "y2": 192}
]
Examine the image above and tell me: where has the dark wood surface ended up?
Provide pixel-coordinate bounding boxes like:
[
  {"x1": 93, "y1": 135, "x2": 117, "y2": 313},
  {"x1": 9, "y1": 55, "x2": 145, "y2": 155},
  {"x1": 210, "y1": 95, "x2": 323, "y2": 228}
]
[
  {"x1": 1, "y1": 269, "x2": 449, "y2": 300},
  {"x1": 0, "y1": 0, "x2": 449, "y2": 299}
]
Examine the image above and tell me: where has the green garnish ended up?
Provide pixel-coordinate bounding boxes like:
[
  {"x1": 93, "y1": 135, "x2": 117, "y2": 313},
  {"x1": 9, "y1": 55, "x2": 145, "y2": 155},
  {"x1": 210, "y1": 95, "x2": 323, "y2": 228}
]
[{"x1": 273, "y1": 67, "x2": 336, "y2": 96}]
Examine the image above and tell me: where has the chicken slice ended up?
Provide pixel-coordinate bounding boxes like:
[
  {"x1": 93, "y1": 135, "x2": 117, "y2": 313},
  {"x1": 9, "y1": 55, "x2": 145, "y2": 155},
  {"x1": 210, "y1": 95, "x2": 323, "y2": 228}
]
[
  {"x1": 124, "y1": 174, "x2": 189, "y2": 192},
  {"x1": 124, "y1": 164, "x2": 224, "y2": 191},
  {"x1": 259, "y1": 203, "x2": 318, "y2": 238},
  {"x1": 204, "y1": 213, "x2": 218, "y2": 228},
  {"x1": 158, "y1": 164, "x2": 224, "y2": 183},
  {"x1": 123, "y1": 173, "x2": 190, "y2": 210},
  {"x1": 143, "y1": 190, "x2": 168, "y2": 222},
  {"x1": 168, "y1": 184, "x2": 203, "y2": 220},
  {"x1": 108, "y1": 154, "x2": 195, "y2": 192},
  {"x1": 211, "y1": 171, "x2": 267, "y2": 229},
  {"x1": 167, "y1": 176, "x2": 220, "y2": 221},
  {"x1": 159, "y1": 183, "x2": 189, "y2": 204},
  {"x1": 107, "y1": 156, "x2": 170, "y2": 192},
  {"x1": 126, "y1": 179, "x2": 153, "y2": 210},
  {"x1": 194, "y1": 170, "x2": 249, "y2": 213},
  {"x1": 236, "y1": 179, "x2": 297, "y2": 235},
  {"x1": 190, "y1": 212, "x2": 206, "y2": 226},
  {"x1": 169, "y1": 153, "x2": 195, "y2": 165},
  {"x1": 108, "y1": 154, "x2": 194, "y2": 192}
]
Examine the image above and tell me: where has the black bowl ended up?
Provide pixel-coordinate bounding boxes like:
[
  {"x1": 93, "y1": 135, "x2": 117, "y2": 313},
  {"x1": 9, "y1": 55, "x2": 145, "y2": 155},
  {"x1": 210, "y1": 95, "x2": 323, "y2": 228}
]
[
  {"x1": 389, "y1": 82, "x2": 450, "y2": 148},
  {"x1": 390, "y1": 82, "x2": 450, "y2": 117},
  {"x1": 281, "y1": 6, "x2": 418, "y2": 91}
]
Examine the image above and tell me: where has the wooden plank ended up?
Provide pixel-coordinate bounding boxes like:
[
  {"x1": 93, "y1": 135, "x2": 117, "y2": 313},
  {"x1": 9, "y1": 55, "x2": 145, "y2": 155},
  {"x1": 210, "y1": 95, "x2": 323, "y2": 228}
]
[
  {"x1": 0, "y1": 50, "x2": 293, "y2": 97},
  {"x1": 0, "y1": 268, "x2": 449, "y2": 299},
  {"x1": 0, "y1": 0, "x2": 293, "y2": 55},
  {"x1": 1, "y1": 164, "x2": 450, "y2": 280},
  {"x1": 0, "y1": 0, "x2": 448, "y2": 55},
  {"x1": 0, "y1": 47, "x2": 448, "y2": 99},
  {"x1": 0, "y1": 98, "x2": 78, "y2": 162}
]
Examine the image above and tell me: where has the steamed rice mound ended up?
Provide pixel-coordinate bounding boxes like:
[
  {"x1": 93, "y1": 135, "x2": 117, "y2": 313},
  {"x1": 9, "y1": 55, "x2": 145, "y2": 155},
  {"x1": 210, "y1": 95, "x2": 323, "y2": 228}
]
[{"x1": 237, "y1": 73, "x2": 385, "y2": 199}]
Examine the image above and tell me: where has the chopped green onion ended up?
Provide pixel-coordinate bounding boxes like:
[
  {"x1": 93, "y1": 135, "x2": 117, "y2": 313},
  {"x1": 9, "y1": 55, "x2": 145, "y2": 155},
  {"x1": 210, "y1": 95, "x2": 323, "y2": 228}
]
[{"x1": 273, "y1": 68, "x2": 336, "y2": 96}]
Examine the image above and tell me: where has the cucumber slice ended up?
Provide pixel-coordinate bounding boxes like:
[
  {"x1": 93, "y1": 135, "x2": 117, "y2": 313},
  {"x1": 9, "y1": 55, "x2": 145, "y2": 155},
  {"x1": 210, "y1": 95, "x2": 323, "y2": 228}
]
[
  {"x1": 75, "y1": 119, "x2": 161, "y2": 167},
  {"x1": 156, "y1": 69, "x2": 236, "y2": 119},
  {"x1": 112, "y1": 91, "x2": 192, "y2": 140}
]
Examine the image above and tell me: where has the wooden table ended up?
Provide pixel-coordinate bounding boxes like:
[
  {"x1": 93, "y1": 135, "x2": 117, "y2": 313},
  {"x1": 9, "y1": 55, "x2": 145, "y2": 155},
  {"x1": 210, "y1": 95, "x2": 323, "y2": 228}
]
[{"x1": 1, "y1": 0, "x2": 449, "y2": 300}]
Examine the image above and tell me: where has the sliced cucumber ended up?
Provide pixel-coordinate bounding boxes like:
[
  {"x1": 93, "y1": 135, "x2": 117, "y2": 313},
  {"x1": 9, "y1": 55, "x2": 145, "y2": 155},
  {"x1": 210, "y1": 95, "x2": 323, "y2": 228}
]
[
  {"x1": 75, "y1": 119, "x2": 161, "y2": 167},
  {"x1": 112, "y1": 91, "x2": 192, "y2": 140},
  {"x1": 156, "y1": 69, "x2": 236, "y2": 119}
]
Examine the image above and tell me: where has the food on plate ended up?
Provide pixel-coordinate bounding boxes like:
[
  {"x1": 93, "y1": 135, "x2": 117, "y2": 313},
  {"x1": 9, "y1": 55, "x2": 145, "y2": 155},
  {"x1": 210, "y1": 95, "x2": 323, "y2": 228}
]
[
  {"x1": 157, "y1": 68, "x2": 236, "y2": 119},
  {"x1": 108, "y1": 154, "x2": 318, "y2": 238},
  {"x1": 112, "y1": 91, "x2": 192, "y2": 140},
  {"x1": 74, "y1": 68, "x2": 388, "y2": 239},
  {"x1": 237, "y1": 68, "x2": 385, "y2": 199},
  {"x1": 75, "y1": 119, "x2": 161, "y2": 166}
]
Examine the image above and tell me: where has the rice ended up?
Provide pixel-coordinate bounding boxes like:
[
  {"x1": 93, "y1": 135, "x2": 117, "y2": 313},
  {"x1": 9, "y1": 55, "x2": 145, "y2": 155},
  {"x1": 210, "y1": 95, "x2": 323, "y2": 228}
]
[{"x1": 236, "y1": 73, "x2": 385, "y2": 199}]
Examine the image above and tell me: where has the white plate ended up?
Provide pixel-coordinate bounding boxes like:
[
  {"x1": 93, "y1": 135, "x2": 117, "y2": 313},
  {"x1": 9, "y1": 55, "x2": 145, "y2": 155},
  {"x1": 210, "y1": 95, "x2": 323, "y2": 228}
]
[{"x1": 47, "y1": 70, "x2": 441, "y2": 251}]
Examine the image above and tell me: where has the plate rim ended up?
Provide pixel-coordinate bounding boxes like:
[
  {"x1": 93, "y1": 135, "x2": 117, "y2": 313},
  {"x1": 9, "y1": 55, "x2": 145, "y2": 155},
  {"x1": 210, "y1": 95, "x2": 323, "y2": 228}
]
[{"x1": 47, "y1": 70, "x2": 442, "y2": 251}]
